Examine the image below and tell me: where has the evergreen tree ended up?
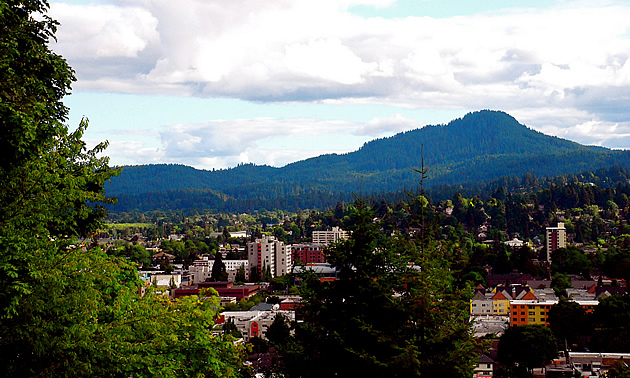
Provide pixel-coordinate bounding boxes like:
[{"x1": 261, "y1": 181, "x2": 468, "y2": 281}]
[
  {"x1": 498, "y1": 325, "x2": 558, "y2": 377},
  {"x1": 211, "y1": 252, "x2": 228, "y2": 281},
  {"x1": 282, "y1": 200, "x2": 477, "y2": 377},
  {"x1": 235, "y1": 263, "x2": 246, "y2": 283}
]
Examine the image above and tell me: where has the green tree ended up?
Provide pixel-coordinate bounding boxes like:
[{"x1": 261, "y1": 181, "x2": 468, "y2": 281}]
[
  {"x1": 551, "y1": 246, "x2": 591, "y2": 277},
  {"x1": 113, "y1": 243, "x2": 151, "y2": 266},
  {"x1": 591, "y1": 294, "x2": 630, "y2": 352},
  {"x1": 211, "y1": 252, "x2": 228, "y2": 281},
  {"x1": 235, "y1": 263, "x2": 246, "y2": 283},
  {"x1": 282, "y1": 200, "x2": 477, "y2": 377},
  {"x1": 0, "y1": 1, "x2": 248, "y2": 376},
  {"x1": 551, "y1": 272, "x2": 572, "y2": 298},
  {"x1": 498, "y1": 325, "x2": 558, "y2": 376},
  {"x1": 547, "y1": 298, "x2": 590, "y2": 350},
  {"x1": 607, "y1": 360, "x2": 630, "y2": 378},
  {"x1": 266, "y1": 313, "x2": 292, "y2": 347},
  {"x1": 224, "y1": 318, "x2": 243, "y2": 339},
  {"x1": 262, "y1": 264, "x2": 273, "y2": 282}
]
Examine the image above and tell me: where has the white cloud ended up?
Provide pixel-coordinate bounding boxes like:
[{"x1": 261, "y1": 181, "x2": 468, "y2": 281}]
[
  {"x1": 50, "y1": 1, "x2": 630, "y2": 105},
  {"x1": 97, "y1": 114, "x2": 418, "y2": 169},
  {"x1": 356, "y1": 113, "x2": 421, "y2": 135},
  {"x1": 48, "y1": 0, "x2": 630, "y2": 166},
  {"x1": 52, "y1": 3, "x2": 159, "y2": 59}
]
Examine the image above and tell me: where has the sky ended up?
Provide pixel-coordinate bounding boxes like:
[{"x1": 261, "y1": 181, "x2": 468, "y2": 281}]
[{"x1": 48, "y1": 0, "x2": 630, "y2": 170}]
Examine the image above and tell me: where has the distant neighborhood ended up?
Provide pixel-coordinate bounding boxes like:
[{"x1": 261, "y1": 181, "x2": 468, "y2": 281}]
[{"x1": 101, "y1": 188, "x2": 630, "y2": 378}]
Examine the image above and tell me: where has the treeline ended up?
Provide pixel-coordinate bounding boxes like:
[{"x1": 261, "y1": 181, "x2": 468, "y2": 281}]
[
  {"x1": 105, "y1": 110, "x2": 630, "y2": 214},
  {"x1": 107, "y1": 164, "x2": 630, "y2": 218}
]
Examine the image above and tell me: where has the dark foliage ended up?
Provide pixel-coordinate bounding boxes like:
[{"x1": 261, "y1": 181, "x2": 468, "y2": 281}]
[{"x1": 105, "y1": 111, "x2": 630, "y2": 214}]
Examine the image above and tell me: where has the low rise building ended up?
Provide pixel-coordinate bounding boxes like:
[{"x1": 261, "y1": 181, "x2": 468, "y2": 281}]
[
  {"x1": 473, "y1": 355, "x2": 495, "y2": 378},
  {"x1": 173, "y1": 281, "x2": 260, "y2": 300},
  {"x1": 291, "y1": 243, "x2": 326, "y2": 264},
  {"x1": 312, "y1": 227, "x2": 348, "y2": 246},
  {"x1": 509, "y1": 299, "x2": 598, "y2": 326},
  {"x1": 189, "y1": 258, "x2": 249, "y2": 283},
  {"x1": 220, "y1": 310, "x2": 295, "y2": 341}
]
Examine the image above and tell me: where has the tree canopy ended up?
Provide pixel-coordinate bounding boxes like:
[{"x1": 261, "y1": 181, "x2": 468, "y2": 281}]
[
  {"x1": 0, "y1": 1, "x2": 248, "y2": 376},
  {"x1": 498, "y1": 325, "x2": 558, "y2": 377},
  {"x1": 278, "y1": 200, "x2": 478, "y2": 377}
]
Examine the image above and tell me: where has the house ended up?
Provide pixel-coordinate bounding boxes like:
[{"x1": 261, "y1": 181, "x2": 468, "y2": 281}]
[
  {"x1": 293, "y1": 263, "x2": 339, "y2": 282},
  {"x1": 151, "y1": 251, "x2": 175, "y2": 266},
  {"x1": 470, "y1": 291, "x2": 493, "y2": 316},
  {"x1": 473, "y1": 355, "x2": 495, "y2": 377},
  {"x1": 490, "y1": 290, "x2": 512, "y2": 316},
  {"x1": 504, "y1": 238, "x2": 525, "y2": 248}
]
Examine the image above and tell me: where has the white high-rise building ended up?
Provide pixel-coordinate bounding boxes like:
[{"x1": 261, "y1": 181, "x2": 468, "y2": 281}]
[{"x1": 247, "y1": 235, "x2": 292, "y2": 279}]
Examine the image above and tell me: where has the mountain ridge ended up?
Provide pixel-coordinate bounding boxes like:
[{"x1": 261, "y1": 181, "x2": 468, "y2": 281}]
[{"x1": 106, "y1": 110, "x2": 630, "y2": 212}]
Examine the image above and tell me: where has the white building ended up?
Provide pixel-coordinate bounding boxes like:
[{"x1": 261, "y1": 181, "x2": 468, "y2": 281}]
[
  {"x1": 247, "y1": 235, "x2": 291, "y2": 278},
  {"x1": 312, "y1": 227, "x2": 348, "y2": 246},
  {"x1": 222, "y1": 310, "x2": 295, "y2": 341},
  {"x1": 188, "y1": 257, "x2": 249, "y2": 283}
]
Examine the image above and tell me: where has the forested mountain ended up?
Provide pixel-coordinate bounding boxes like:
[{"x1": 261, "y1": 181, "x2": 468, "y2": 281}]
[{"x1": 106, "y1": 110, "x2": 630, "y2": 213}]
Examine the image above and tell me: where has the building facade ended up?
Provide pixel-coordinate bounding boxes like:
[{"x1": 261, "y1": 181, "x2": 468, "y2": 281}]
[
  {"x1": 312, "y1": 227, "x2": 348, "y2": 246},
  {"x1": 546, "y1": 222, "x2": 567, "y2": 262},
  {"x1": 188, "y1": 258, "x2": 249, "y2": 283},
  {"x1": 247, "y1": 235, "x2": 292, "y2": 278},
  {"x1": 221, "y1": 310, "x2": 296, "y2": 341},
  {"x1": 510, "y1": 299, "x2": 598, "y2": 326},
  {"x1": 291, "y1": 243, "x2": 326, "y2": 264}
]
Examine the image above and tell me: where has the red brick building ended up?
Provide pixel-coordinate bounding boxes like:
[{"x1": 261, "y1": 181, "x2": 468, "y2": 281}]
[
  {"x1": 291, "y1": 244, "x2": 326, "y2": 264},
  {"x1": 173, "y1": 281, "x2": 260, "y2": 300}
]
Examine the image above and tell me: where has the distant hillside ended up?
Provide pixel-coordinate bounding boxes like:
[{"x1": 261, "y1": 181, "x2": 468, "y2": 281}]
[{"x1": 106, "y1": 110, "x2": 630, "y2": 213}]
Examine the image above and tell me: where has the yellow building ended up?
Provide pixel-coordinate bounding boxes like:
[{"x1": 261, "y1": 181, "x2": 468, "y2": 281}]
[{"x1": 491, "y1": 290, "x2": 511, "y2": 316}]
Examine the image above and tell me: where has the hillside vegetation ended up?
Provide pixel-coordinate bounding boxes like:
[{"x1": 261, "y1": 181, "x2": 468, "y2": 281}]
[{"x1": 106, "y1": 110, "x2": 630, "y2": 213}]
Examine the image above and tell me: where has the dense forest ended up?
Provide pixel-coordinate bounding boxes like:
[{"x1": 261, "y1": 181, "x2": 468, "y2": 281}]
[{"x1": 106, "y1": 110, "x2": 630, "y2": 214}]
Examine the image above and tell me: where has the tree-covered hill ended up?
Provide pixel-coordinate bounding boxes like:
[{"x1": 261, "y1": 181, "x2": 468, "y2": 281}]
[{"x1": 106, "y1": 110, "x2": 630, "y2": 213}]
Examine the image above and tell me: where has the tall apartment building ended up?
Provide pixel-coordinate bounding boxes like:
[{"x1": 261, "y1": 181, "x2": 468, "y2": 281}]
[
  {"x1": 247, "y1": 235, "x2": 292, "y2": 279},
  {"x1": 312, "y1": 226, "x2": 348, "y2": 246},
  {"x1": 546, "y1": 222, "x2": 567, "y2": 262}
]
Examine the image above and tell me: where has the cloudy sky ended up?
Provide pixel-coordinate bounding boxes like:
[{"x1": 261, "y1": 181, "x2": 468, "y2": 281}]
[{"x1": 49, "y1": 0, "x2": 630, "y2": 170}]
